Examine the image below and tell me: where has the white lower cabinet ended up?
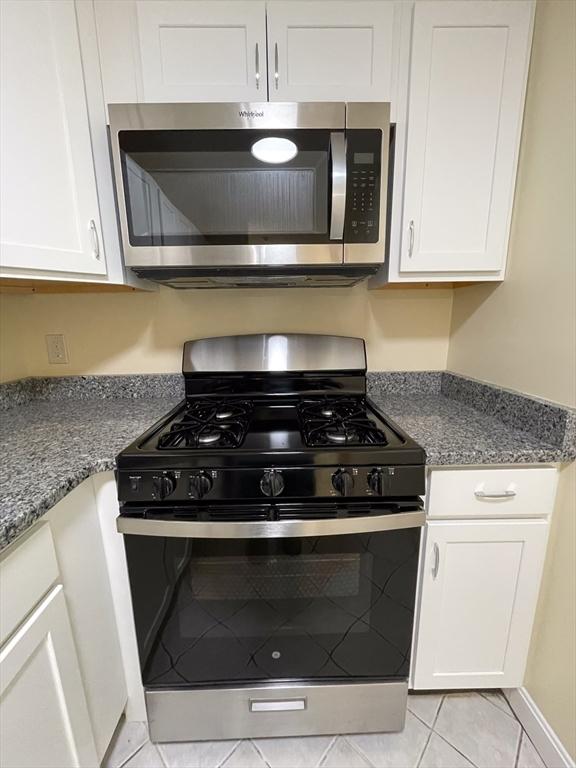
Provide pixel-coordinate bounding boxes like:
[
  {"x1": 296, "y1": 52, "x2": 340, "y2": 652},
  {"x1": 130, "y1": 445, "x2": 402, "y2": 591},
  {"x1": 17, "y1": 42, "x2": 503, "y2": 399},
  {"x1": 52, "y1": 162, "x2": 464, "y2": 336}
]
[
  {"x1": 413, "y1": 519, "x2": 549, "y2": 689},
  {"x1": 0, "y1": 585, "x2": 98, "y2": 768},
  {"x1": 47, "y1": 478, "x2": 127, "y2": 761}
]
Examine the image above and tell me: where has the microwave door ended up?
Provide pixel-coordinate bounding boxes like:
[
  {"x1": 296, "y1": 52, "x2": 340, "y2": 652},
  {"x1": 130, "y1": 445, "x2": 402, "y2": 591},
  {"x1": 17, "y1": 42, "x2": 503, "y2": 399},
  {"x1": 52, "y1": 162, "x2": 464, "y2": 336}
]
[{"x1": 329, "y1": 132, "x2": 347, "y2": 241}]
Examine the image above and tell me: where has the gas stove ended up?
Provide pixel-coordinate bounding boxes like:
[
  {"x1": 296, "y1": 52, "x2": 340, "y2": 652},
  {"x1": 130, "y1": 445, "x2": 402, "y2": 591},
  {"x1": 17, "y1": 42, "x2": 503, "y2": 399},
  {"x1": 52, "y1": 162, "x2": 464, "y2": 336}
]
[
  {"x1": 116, "y1": 335, "x2": 425, "y2": 508},
  {"x1": 116, "y1": 334, "x2": 426, "y2": 743}
]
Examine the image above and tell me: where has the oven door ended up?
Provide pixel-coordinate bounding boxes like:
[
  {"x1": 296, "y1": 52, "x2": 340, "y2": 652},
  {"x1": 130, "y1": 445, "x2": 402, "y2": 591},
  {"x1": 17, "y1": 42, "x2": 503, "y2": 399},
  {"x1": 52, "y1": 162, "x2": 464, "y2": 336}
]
[{"x1": 119, "y1": 508, "x2": 423, "y2": 691}]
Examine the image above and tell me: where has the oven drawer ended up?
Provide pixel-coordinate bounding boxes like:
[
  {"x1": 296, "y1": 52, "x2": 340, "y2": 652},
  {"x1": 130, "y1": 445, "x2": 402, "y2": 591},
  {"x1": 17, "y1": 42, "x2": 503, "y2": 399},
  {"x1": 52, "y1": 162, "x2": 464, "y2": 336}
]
[
  {"x1": 427, "y1": 467, "x2": 559, "y2": 519},
  {"x1": 146, "y1": 682, "x2": 407, "y2": 742}
]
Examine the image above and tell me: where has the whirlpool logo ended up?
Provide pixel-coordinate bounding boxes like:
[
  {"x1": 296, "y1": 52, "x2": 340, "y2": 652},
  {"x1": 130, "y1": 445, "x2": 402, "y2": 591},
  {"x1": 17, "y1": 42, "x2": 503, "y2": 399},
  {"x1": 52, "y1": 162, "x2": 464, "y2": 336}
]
[{"x1": 239, "y1": 110, "x2": 264, "y2": 118}]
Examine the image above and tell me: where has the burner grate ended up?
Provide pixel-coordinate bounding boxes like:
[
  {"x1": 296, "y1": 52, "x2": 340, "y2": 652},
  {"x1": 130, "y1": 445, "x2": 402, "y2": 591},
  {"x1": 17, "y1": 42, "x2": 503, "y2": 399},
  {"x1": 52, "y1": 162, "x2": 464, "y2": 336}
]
[
  {"x1": 298, "y1": 397, "x2": 387, "y2": 448},
  {"x1": 157, "y1": 399, "x2": 252, "y2": 449}
]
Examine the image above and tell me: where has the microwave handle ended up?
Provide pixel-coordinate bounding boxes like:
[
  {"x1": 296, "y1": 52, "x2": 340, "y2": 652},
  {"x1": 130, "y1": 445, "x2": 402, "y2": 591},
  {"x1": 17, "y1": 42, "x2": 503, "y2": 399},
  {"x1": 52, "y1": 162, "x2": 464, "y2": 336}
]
[{"x1": 329, "y1": 132, "x2": 347, "y2": 240}]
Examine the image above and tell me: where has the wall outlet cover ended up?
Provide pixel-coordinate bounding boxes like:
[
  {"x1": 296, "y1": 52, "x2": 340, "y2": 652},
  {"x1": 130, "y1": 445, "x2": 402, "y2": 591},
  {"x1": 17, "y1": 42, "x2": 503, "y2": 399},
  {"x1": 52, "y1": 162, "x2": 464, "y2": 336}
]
[{"x1": 45, "y1": 334, "x2": 69, "y2": 364}]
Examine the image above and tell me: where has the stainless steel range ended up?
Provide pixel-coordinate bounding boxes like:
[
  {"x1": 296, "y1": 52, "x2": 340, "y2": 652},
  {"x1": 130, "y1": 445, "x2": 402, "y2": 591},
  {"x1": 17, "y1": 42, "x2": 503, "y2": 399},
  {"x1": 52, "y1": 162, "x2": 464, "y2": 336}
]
[{"x1": 116, "y1": 334, "x2": 425, "y2": 742}]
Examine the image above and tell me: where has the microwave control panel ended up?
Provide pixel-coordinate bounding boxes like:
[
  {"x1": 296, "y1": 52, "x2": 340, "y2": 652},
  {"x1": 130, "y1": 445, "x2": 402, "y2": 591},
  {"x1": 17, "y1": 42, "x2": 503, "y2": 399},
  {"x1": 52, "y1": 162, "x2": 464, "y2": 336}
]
[{"x1": 343, "y1": 130, "x2": 382, "y2": 243}]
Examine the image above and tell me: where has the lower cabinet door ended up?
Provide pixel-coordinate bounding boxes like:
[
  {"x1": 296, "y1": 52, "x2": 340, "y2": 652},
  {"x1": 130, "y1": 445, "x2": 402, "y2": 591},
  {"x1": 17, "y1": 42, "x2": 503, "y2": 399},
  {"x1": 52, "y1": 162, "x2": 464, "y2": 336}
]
[
  {"x1": 0, "y1": 585, "x2": 98, "y2": 768},
  {"x1": 412, "y1": 519, "x2": 548, "y2": 689}
]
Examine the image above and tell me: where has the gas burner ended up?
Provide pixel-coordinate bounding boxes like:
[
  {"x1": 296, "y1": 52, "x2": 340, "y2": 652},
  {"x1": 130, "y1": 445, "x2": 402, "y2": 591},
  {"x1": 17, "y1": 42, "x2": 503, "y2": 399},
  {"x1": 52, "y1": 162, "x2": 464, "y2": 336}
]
[
  {"x1": 325, "y1": 427, "x2": 359, "y2": 444},
  {"x1": 299, "y1": 398, "x2": 387, "y2": 448},
  {"x1": 157, "y1": 399, "x2": 252, "y2": 449}
]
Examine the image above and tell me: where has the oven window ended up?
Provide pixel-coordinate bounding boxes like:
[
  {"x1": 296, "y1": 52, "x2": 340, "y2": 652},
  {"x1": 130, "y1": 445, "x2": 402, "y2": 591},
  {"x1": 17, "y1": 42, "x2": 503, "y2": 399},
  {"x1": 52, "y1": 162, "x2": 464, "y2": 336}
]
[
  {"x1": 124, "y1": 530, "x2": 420, "y2": 689},
  {"x1": 118, "y1": 130, "x2": 332, "y2": 246}
]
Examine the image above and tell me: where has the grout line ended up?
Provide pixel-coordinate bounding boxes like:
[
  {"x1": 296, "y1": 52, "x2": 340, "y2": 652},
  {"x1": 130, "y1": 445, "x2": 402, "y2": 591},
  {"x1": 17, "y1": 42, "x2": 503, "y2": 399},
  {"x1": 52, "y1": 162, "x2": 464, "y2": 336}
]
[
  {"x1": 340, "y1": 736, "x2": 374, "y2": 767},
  {"x1": 431, "y1": 694, "x2": 445, "y2": 731},
  {"x1": 316, "y1": 735, "x2": 338, "y2": 767},
  {"x1": 119, "y1": 742, "x2": 149, "y2": 768},
  {"x1": 513, "y1": 728, "x2": 523, "y2": 768},
  {"x1": 106, "y1": 720, "x2": 148, "y2": 768},
  {"x1": 250, "y1": 738, "x2": 273, "y2": 768},
  {"x1": 155, "y1": 740, "x2": 168, "y2": 768},
  {"x1": 479, "y1": 691, "x2": 518, "y2": 721},
  {"x1": 416, "y1": 729, "x2": 433, "y2": 768},
  {"x1": 433, "y1": 731, "x2": 479, "y2": 768},
  {"x1": 415, "y1": 693, "x2": 446, "y2": 767},
  {"x1": 215, "y1": 739, "x2": 242, "y2": 768}
]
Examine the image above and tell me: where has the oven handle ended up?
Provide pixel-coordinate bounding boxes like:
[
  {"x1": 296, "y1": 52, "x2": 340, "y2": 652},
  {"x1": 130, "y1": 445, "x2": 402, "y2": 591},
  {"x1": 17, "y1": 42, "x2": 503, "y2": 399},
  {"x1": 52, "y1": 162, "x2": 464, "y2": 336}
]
[
  {"x1": 329, "y1": 132, "x2": 347, "y2": 240},
  {"x1": 117, "y1": 510, "x2": 425, "y2": 539}
]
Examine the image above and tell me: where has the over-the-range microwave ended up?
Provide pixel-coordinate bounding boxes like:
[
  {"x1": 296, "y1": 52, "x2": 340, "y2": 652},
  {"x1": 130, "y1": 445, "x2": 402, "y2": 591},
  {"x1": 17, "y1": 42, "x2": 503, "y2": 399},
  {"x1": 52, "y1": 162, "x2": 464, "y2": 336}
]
[{"x1": 109, "y1": 102, "x2": 392, "y2": 288}]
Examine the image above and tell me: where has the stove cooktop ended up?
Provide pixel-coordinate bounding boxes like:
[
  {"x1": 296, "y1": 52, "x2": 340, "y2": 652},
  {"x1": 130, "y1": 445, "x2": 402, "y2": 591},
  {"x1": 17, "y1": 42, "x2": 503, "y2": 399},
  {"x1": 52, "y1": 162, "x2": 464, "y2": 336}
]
[{"x1": 135, "y1": 396, "x2": 408, "y2": 456}]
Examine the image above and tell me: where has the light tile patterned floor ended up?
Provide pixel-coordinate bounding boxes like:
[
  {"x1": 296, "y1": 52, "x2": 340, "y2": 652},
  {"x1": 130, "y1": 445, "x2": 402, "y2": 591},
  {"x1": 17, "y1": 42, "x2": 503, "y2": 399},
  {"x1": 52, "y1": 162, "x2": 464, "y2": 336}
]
[{"x1": 104, "y1": 691, "x2": 547, "y2": 768}]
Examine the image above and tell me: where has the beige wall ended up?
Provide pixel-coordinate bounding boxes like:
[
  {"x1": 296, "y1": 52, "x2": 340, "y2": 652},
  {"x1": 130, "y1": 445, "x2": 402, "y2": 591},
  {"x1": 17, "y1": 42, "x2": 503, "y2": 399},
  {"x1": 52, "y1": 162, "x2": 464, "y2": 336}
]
[
  {"x1": 448, "y1": 2, "x2": 576, "y2": 407},
  {"x1": 447, "y1": 0, "x2": 576, "y2": 758},
  {"x1": 0, "y1": 284, "x2": 453, "y2": 380},
  {"x1": 0, "y1": 295, "x2": 30, "y2": 382}
]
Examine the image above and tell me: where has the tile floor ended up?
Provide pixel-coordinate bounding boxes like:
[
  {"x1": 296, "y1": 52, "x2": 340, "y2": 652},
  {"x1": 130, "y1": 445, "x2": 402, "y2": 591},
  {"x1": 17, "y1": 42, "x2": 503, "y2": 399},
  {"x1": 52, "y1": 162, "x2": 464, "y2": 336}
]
[{"x1": 104, "y1": 691, "x2": 548, "y2": 768}]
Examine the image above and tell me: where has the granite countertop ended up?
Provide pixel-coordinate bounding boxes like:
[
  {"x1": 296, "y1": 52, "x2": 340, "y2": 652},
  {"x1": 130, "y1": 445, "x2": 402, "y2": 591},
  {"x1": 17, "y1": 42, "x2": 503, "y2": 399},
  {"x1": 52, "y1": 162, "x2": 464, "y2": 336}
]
[{"x1": 1, "y1": 372, "x2": 574, "y2": 551}]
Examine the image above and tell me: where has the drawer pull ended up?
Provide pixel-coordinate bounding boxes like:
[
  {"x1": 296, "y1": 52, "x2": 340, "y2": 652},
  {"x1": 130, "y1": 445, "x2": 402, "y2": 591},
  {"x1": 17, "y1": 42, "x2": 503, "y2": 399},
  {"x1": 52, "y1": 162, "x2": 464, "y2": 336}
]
[
  {"x1": 474, "y1": 490, "x2": 517, "y2": 499},
  {"x1": 250, "y1": 698, "x2": 306, "y2": 712}
]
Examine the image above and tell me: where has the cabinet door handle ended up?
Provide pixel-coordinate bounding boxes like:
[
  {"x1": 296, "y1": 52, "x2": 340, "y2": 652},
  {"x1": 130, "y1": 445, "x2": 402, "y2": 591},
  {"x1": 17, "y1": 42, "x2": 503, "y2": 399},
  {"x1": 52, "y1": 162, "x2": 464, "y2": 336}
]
[
  {"x1": 474, "y1": 490, "x2": 517, "y2": 499},
  {"x1": 274, "y1": 43, "x2": 279, "y2": 89},
  {"x1": 431, "y1": 543, "x2": 440, "y2": 579},
  {"x1": 255, "y1": 43, "x2": 260, "y2": 89},
  {"x1": 89, "y1": 219, "x2": 100, "y2": 260},
  {"x1": 408, "y1": 220, "x2": 414, "y2": 258}
]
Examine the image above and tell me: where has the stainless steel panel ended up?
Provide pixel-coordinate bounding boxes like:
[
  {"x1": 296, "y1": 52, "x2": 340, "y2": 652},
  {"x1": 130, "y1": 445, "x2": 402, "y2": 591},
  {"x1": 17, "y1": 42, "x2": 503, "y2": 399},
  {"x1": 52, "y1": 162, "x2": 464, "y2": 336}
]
[
  {"x1": 109, "y1": 102, "x2": 391, "y2": 275},
  {"x1": 117, "y1": 510, "x2": 426, "y2": 539},
  {"x1": 145, "y1": 681, "x2": 408, "y2": 742},
  {"x1": 108, "y1": 102, "x2": 345, "y2": 132},
  {"x1": 183, "y1": 333, "x2": 366, "y2": 373},
  {"x1": 344, "y1": 102, "x2": 391, "y2": 264},
  {"x1": 123, "y1": 244, "x2": 343, "y2": 268},
  {"x1": 329, "y1": 133, "x2": 347, "y2": 240}
]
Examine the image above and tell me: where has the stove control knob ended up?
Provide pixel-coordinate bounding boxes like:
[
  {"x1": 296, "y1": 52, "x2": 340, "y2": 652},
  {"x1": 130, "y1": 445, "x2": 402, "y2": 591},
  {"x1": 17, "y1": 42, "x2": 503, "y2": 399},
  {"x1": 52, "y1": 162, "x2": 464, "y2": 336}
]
[
  {"x1": 260, "y1": 469, "x2": 285, "y2": 497},
  {"x1": 153, "y1": 472, "x2": 177, "y2": 500},
  {"x1": 332, "y1": 469, "x2": 354, "y2": 496},
  {"x1": 368, "y1": 468, "x2": 384, "y2": 495},
  {"x1": 189, "y1": 471, "x2": 213, "y2": 500}
]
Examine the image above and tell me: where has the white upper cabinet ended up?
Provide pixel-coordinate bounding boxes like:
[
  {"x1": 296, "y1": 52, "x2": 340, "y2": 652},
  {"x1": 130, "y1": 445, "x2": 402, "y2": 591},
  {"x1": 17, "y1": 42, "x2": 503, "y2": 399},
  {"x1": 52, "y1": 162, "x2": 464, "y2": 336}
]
[
  {"x1": 398, "y1": 1, "x2": 534, "y2": 280},
  {"x1": 266, "y1": 2, "x2": 398, "y2": 102},
  {"x1": 0, "y1": 1, "x2": 106, "y2": 277},
  {"x1": 413, "y1": 519, "x2": 548, "y2": 690},
  {"x1": 96, "y1": 1, "x2": 266, "y2": 104}
]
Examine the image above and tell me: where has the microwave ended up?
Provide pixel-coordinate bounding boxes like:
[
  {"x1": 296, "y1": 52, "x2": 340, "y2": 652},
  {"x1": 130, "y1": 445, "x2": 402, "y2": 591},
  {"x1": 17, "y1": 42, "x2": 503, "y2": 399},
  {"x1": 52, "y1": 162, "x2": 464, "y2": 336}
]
[{"x1": 109, "y1": 102, "x2": 391, "y2": 288}]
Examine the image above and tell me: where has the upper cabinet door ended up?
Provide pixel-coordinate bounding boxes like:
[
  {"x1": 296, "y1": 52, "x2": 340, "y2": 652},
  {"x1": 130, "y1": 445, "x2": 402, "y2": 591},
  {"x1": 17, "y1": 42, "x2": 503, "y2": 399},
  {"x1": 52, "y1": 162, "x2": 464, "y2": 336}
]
[
  {"x1": 267, "y1": 1, "x2": 397, "y2": 102},
  {"x1": 136, "y1": 1, "x2": 266, "y2": 102},
  {"x1": 0, "y1": 0, "x2": 106, "y2": 276},
  {"x1": 400, "y1": 1, "x2": 534, "y2": 276}
]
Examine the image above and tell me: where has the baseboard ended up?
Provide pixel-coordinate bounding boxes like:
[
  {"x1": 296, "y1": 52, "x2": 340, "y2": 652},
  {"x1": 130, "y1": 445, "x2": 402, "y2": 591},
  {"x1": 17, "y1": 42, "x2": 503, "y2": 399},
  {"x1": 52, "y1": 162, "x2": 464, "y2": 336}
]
[{"x1": 504, "y1": 688, "x2": 575, "y2": 768}]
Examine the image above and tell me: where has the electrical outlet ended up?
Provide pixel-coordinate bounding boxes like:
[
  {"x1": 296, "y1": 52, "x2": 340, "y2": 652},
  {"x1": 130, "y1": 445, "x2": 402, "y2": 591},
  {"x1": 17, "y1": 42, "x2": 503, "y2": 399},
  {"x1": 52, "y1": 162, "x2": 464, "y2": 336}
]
[{"x1": 45, "y1": 334, "x2": 69, "y2": 364}]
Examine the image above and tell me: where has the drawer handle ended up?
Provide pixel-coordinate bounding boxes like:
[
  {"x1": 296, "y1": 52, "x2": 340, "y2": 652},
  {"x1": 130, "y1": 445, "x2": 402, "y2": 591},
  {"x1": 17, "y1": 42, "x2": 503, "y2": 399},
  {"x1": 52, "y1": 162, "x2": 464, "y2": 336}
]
[
  {"x1": 250, "y1": 698, "x2": 306, "y2": 712},
  {"x1": 432, "y1": 543, "x2": 440, "y2": 579},
  {"x1": 474, "y1": 490, "x2": 517, "y2": 499}
]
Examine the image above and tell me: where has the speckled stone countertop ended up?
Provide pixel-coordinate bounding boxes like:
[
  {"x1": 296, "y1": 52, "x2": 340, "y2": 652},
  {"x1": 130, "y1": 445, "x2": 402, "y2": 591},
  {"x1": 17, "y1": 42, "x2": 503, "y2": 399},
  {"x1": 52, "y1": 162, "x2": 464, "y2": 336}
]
[{"x1": 1, "y1": 372, "x2": 574, "y2": 551}]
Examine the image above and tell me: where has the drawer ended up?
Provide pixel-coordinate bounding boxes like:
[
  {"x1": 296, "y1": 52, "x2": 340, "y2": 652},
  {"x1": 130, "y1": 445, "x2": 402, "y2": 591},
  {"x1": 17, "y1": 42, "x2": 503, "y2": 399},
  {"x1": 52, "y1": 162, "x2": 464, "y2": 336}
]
[
  {"x1": 0, "y1": 523, "x2": 60, "y2": 646},
  {"x1": 427, "y1": 467, "x2": 559, "y2": 519}
]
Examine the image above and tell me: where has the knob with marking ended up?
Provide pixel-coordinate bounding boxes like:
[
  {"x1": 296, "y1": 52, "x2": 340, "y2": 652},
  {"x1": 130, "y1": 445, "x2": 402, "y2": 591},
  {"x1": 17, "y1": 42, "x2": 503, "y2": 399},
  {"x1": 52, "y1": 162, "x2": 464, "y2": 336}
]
[
  {"x1": 368, "y1": 468, "x2": 384, "y2": 495},
  {"x1": 260, "y1": 469, "x2": 285, "y2": 497},
  {"x1": 189, "y1": 471, "x2": 213, "y2": 500},
  {"x1": 332, "y1": 468, "x2": 354, "y2": 496},
  {"x1": 153, "y1": 472, "x2": 177, "y2": 500}
]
